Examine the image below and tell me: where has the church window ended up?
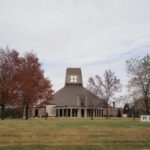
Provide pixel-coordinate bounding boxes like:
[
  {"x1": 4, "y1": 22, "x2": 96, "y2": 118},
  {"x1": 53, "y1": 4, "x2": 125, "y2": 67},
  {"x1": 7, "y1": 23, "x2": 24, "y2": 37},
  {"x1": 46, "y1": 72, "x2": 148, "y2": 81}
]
[{"x1": 70, "y1": 75, "x2": 77, "y2": 83}]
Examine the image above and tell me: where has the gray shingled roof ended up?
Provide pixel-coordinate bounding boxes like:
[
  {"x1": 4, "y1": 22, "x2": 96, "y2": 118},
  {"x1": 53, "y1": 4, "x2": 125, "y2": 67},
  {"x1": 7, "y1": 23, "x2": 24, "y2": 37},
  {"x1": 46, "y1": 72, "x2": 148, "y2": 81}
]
[{"x1": 51, "y1": 85, "x2": 104, "y2": 107}]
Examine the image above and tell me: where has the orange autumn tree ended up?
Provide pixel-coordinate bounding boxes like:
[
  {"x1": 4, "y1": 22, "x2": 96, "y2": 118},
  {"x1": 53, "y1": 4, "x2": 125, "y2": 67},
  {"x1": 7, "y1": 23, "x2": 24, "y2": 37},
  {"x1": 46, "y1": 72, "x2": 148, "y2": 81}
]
[
  {"x1": 15, "y1": 52, "x2": 53, "y2": 119},
  {"x1": 0, "y1": 47, "x2": 20, "y2": 120}
]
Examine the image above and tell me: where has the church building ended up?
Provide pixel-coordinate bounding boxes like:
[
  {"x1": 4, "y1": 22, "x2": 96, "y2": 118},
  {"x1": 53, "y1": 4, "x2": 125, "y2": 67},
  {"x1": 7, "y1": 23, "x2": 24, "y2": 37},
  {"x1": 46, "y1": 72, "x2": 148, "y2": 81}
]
[
  {"x1": 29, "y1": 68, "x2": 121, "y2": 118},
  {"x1": 46, "y1": 68, "x2": 105, "y2": 117}
]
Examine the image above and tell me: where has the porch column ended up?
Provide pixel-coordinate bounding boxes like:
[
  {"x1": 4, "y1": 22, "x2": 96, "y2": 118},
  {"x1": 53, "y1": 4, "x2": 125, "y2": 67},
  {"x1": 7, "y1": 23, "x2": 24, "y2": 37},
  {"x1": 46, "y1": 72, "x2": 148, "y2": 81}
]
[
  {"x1": 97, "y1": 109, "x2": 99, "y2": 117},
  {"x1": 98, "y1": 109, "x2": 100, "y2": 117},
  {"x1": 78, "y1": 108, "x2": 81, "y2": 117},
  {"x1": 99, "y1": 109, "x2": 101, "y2": 117},
  {"x1": 70, "y1": 108, "x2": 72, "y2": 117},
  {"x1": 58, "y1": 109, "x2": 60, "y2": 117},
  {"x1": 84, "y1": 108, "x2": 87, "y2": 117},
  {"x1": 56, "y1": 109, "x2": 58, "y2": 117},
  {"x1": 62, "y1": 109, "x2": 64, "y2": 117},
  {"x1": 101, "y1": 109, "x2": 103, "y2": 117},
  {"x1": 100, "y1": 109, "x2": 101, "y2": 117},
  {"x1": 66, "y1": 108, "x2": 68, "y2": 117},
  {"x1": 94, "y1": 109, "x2": 96, "y2": 117},
  {"x1": 67, "y1": 109, "x2": 69, "y2": 117}
]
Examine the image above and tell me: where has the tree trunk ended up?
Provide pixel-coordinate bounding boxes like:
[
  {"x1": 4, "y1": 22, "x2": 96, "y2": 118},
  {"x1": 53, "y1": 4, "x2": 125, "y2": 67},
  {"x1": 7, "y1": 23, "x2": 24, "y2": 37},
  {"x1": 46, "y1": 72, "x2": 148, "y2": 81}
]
[
  {"x1": 106, "y1": 106, "x2": 108, "y2": 119},
  {"x1": 144, "y1": 95, "x2": 149, "y2": 115},
  {"x1": 25, "y1": 105, "x2": 29, "y2": 120},
  {"x1": 91, "y1": 109, "x2": 94, "y2": 120},
  {"x1": 1, "y1": 92, "x2": 5, "y2": 120},
  {"x1": 1, "y1": 104, "x2": 5, "y2": 120},
  {"x1": 106, "y1": 103, "x2": 109, "y2": 119}
]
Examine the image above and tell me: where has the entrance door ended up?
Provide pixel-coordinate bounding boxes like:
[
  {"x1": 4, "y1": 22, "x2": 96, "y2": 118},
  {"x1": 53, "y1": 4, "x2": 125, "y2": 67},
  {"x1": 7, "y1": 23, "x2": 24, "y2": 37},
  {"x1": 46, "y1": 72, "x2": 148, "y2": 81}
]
[
  {"x1": 35, "y1": 109, "x2": 38, "y2": 117},
  {"x1": 81, "y1": 109, "x2": 84, "y2": 117}
]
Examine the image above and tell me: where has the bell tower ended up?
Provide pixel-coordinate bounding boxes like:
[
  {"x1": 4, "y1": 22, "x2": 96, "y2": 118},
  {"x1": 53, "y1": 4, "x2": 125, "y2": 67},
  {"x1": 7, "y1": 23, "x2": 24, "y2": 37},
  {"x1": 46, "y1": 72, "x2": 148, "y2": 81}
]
[{"x1": 65, "y1": 68, "x2": 83, "y2": 86}]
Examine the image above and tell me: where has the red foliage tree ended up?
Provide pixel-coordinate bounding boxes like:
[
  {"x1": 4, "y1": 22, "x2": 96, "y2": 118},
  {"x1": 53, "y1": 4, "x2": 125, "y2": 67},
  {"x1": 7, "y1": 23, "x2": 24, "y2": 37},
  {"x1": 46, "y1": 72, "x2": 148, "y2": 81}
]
[
  {"x1": 14, "y1": 52, "x2": 53, "y2": 119},
  {"x1": 0, "y1": 48, "x2": 53, "y2": 120},
  {"x1": 0, "y1": 47, "x2": 20, "y2": 120}
]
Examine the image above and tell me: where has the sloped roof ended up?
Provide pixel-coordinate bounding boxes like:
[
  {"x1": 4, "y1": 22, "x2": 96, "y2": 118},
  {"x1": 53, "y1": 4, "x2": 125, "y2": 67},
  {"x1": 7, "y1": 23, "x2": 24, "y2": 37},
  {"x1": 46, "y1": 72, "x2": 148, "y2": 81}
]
[{"x1": 51, "y1": 85, "x2": 104, "y2": 107}]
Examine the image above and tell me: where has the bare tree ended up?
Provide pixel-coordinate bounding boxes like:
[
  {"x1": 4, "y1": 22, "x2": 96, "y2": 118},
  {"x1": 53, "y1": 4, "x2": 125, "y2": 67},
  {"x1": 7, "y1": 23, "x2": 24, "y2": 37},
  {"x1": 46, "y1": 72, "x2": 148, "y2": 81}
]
[
  {"x1": 86, "y1": 92, "x2": 103, "y2": 120},
  {"x1": 126, "y1": 54, "x2": 150, "y2": 114},
  {"x1": 87, "y1": 70, "x2": 122, "y2": 119}
]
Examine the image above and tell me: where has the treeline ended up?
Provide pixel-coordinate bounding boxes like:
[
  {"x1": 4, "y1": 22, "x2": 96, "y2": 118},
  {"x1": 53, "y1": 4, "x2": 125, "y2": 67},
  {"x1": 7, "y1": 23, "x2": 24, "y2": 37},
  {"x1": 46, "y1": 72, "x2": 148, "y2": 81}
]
[
  {"x1": 123, "y1": 97, "x2": 147, "y2": 118},
  {"x1": 0, "y1": 47, "x2": 53, "y2": 120}
]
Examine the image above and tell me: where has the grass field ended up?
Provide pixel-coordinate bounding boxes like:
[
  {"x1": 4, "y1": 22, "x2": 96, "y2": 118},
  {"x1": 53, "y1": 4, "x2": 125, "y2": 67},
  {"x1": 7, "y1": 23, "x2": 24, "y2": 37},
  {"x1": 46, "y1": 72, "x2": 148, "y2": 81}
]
[{"x1": 0, "y1": 118, "x2": 150, "y2": 150}]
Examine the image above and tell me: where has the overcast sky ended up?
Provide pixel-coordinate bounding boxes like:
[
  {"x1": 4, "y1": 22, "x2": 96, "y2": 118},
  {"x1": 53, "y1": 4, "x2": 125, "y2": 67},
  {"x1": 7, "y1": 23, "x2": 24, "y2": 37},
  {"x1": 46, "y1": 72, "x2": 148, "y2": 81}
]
[{"x1": 0, "y1": 0, "x2": 150, "y2": 96}]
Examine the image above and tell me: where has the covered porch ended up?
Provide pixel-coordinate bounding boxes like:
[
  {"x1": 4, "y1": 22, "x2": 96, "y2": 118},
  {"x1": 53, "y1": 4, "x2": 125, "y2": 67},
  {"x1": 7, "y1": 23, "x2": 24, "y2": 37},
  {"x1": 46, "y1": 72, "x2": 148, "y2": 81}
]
[{"x1": 55, "y1": 106, "x2": 103, "y2": 117}]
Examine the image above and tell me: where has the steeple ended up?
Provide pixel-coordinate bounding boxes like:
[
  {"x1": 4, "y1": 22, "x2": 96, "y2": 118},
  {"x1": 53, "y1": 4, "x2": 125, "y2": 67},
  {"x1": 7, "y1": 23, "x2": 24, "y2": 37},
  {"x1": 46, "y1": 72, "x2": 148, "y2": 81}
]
[{"x1": 65, "y1": 68, "x2": 83, "y2": 86}]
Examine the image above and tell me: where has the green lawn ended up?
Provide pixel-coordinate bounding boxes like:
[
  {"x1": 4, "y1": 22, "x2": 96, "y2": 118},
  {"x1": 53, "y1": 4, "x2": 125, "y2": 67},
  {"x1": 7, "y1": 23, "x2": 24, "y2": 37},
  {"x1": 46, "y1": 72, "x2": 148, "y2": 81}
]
[{"x1": 0, "y1": 118, "x2": 150, "y2": 150}]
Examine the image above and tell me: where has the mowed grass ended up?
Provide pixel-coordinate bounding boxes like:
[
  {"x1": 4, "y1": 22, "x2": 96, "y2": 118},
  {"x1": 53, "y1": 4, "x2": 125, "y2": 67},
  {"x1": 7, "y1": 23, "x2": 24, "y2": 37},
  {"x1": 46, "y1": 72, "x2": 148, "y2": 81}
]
[{"x1": 0, "y1": 118, "x2": 150, "y2": 150}]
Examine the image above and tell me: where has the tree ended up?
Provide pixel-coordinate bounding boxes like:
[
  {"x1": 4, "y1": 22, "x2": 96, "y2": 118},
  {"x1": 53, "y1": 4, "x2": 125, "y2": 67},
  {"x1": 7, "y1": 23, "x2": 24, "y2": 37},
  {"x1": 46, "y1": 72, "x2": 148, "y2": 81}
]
[
  {"x1": 0, "y1": 47, "x2": 53, "y2": 120},
  {"x1": 126, "y1": 54, "x2": 150, "y2": 114},
  {"x1": 123, "y1": 103, "x2": 131, "y2": 117},
  {"x1": 14, "y1": 52, "x2": 53, "y2": 119},
  {"x1": 87, "y1": 70, "x2": 122, "y2": 119},
  {"x1": 0, "y1": 47, "x2": 20, "y2": 120}
]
